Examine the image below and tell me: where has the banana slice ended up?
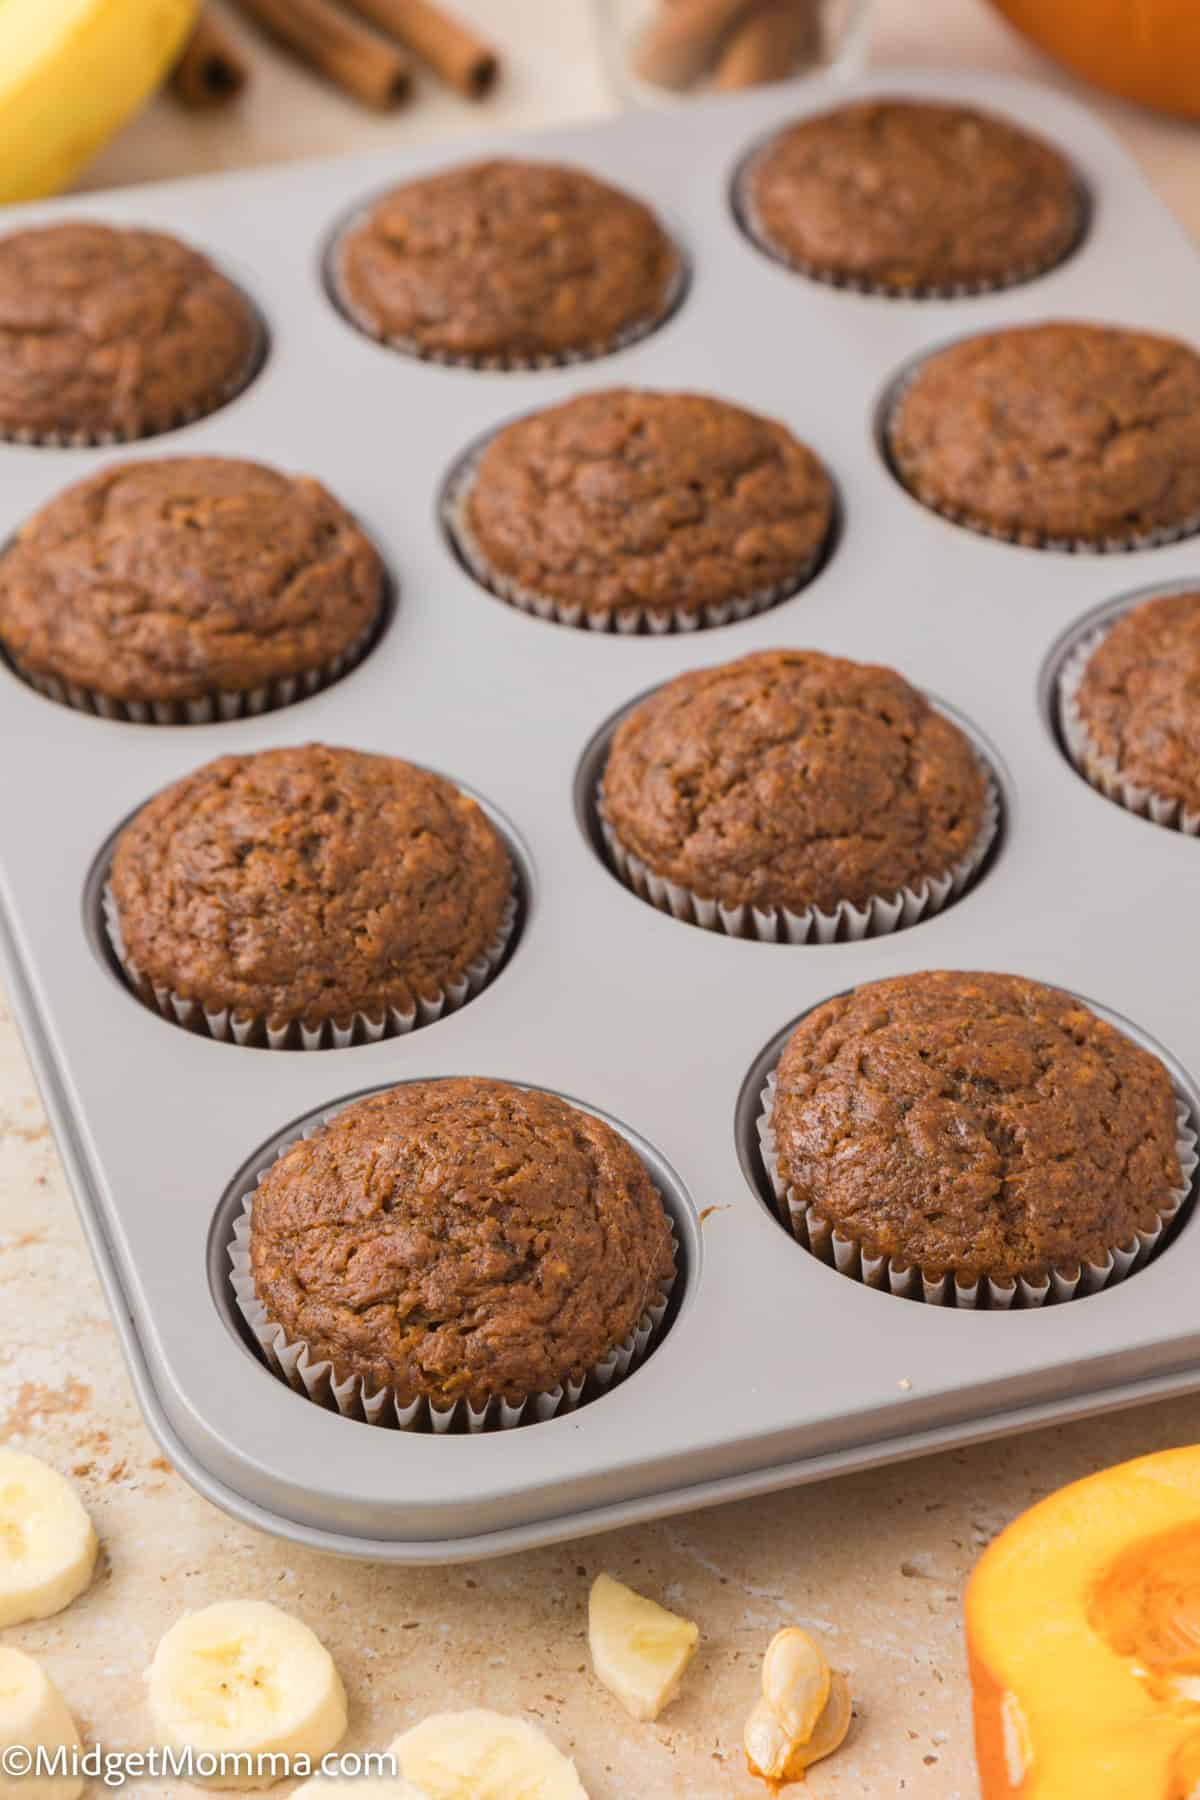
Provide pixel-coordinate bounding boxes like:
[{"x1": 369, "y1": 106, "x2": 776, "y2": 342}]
[
  {"x1": 588, "y1": 1573, "x2": 699, "y2": 1722},
  {"x1": 147, "y1": 1599, "x2": 347, "y2": 1789},
  {"x1": 390, "y1": 1710, "x2": 587, "y2": 1799},
  {"x1": 0, "y1": 1451, "x2": 98, "y2": 1629},
  {"x1": 0, "y1": 1647, "x2": 83, "y2": 1800}
]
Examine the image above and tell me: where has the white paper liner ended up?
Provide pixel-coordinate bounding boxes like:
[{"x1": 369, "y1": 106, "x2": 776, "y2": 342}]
[
  {"x1": 328, "y1": 218, "x2": 688, "y2": 370},
  {"x1": 0, "y1": 309, "x2": 267, "y2": 448},
  {"x1": 598, "y1": 756, "x2": 999, "y2": 942},
  {"x1": 757, "y1": 1067, "x2": 1199, "y2": 1309},
  {"x1": 226, "y1": 1113, "x2": 678, "y2": 1431},
  {"x1": 1058, "y1": 622, "x2": 1200, "y2": 836},
  {"x1": 733, "y1": 150, "x2": 1089, "y2": 300},
  {"x1": 7, "y1": 613, "x2": 378, "y2": 725},
  {"x1": 102, "y1": 882, "x2": 518, "y2": 1051},
  {"x1": 882, "y1": 358, "x2": 1200, "y2": 554},
  {"x1": 443, "y1": 451, "x2": 830, "y2": 635}
]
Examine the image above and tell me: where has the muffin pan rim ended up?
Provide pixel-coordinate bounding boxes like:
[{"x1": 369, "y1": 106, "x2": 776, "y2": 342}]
[{"x1": 5, "y1": 66, "x2": 1200, "y2": 1560}]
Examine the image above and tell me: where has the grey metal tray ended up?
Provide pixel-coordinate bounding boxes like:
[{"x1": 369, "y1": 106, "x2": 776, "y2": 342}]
[{"x1": 4, "y1": 67, "x2": 1200, "y2": 1563}]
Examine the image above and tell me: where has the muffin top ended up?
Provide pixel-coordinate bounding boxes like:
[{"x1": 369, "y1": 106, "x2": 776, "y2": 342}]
[
  {"x1": 335, "y1": 159, "x2": 680, "y2": 362},
  {"x1": 601, "y1": 650, "x2": 988, "y2": 913},
  {"x1": 771, "y1": 971, "x2": 1183, "y2": 1284},
  {"x1": 889, "y1": 322, "x2": 1200, "y2": 546},
  {"x1": 110, "y1": 745, "x2": 512, "y2": 1029},
  {"x1": 460, "y1": 390, "x2": 834, "y2": 620},
  {"x1": 0, "y1": 223, "x2": 259, "y2": 442},
  {"x1": 745, "y1": 98, "x2": 1079, "y2": 292},
  {"x1": 249, "y1": 1077, "x2": 677, "y2": 1407},
  {"x1": 0, "y1": 457, "x2": 385, "y2": 705},
  {"x1": 1074, "y1": 592, "x2": 1200, "y2": 812}
]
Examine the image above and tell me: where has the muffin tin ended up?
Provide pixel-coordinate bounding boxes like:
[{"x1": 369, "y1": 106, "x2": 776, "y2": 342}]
[{"x1": 3, "y1": 68, "x2": 1200, "y2": 1563}]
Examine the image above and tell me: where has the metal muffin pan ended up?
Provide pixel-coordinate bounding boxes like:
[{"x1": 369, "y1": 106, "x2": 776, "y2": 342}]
[{"x1": 3, "y1": 67, "x2": 1200, "y2": 1563}]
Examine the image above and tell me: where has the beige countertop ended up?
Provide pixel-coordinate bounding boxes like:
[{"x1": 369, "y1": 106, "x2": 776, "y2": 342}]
[{"x1": 5, "y1": 3, "x2": 1200, "y2": 1794}]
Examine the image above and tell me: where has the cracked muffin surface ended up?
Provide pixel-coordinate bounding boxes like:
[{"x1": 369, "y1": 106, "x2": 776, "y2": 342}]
[
  {"x1": 336, "y1": 159, "x2": 679, "y2": 362},
  {"x1": 110, "y1": 745, "x2": 513, "y2": 1030},
  {"x1": 745, "y1": 98, "x2": 1080, "y2": 291},
  {"x1": 460, "y1": 389, "x2": 834, "y2": 619},
  {"x1": 601, "y1": 650, "x2": 987, "y2": 912},
  {"x1": 888, "y1": 322, "x2": 1200, "y2": 546},
  {"x1": 771, "y1": 971, "x2": 1184, "y2": 1284},
  {"x1": 0, "y1": 222, "x2": 259, "y2": 441},
  {"x1": 0, "y1": 457, "x2": 385, "y2": 705},
  {"x1": 1074, "y1": 592, "x2": 1200, "y2": 814},
  {"x1": 249, "y1": 1077, "x2": 677, "y2": 1407}
]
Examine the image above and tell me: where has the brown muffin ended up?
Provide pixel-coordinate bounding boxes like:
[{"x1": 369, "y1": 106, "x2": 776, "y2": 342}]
[
  {"x1": 109, "y1": 745, "x2": 513, "y2": 1041},
  {"x1": 0, "y1": 458, "x2": 385, "y2": 716},
  {"x1": 742, "y1": 98, "x2": 1080, "y2": 293},
  {"x1": 770, "y1": 972, "x2": 1184, "y2": 1287},
  {"x1": 1072, "y1": 592, "x2": 1200, "y2": 817},
  {"x1": 334, "y1": 159, "x2": 681, "y2": 365},
  {"x1": 455, "y1": 390, "x2": 834, "y2": 626},
  {"x1": 888, "y1": 323, "x2": 1200, "y2": 548},
  {"x1": 248, "y1": 1078, "x2": 677, "y2": 1409},
  {"x1": 0, "y1": 223, "x2": 260, "y2": 443},
  {"x1": 601, "y1": 650, "x2": 989, "y2": 915}
]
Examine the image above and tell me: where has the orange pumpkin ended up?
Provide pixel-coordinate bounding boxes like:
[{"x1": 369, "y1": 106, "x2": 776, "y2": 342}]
[
  {"x1": 967, "y1": 1446, "x2": 1200, "y2": 1797},
  {"x1": 988, "y1": 0, "x2": 1200, "y2": 119}
]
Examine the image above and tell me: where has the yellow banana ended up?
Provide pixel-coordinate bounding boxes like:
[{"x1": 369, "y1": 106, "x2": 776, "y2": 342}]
[{"x1": 0, "y1": 0, "x2": 198, "y2": 204}]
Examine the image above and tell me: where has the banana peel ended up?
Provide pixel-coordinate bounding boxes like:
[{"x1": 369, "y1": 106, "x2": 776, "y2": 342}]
[{"x1": 0, "y1": 0, "x2": 199, "y2": 204}]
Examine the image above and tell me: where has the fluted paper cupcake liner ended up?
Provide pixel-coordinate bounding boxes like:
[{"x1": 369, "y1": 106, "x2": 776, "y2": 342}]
[
  {"x1": 757, "y1": 1068, "x2": 1199, "y2": 1309},
  {"x1": 227, "y1": 1120, "x2": 677, "y2": 1432},
  {"x1": 1058, "y1": 623, "x2": 1200, "y2": 836},
  {"x1": 102, "y1": 882, "x2": 517, "y2": 1050},
  {"x1": 0, "y1": 309, "x2": 267, "y2": 449},
  {"x1": 443, "y1": 453, "x2": 829, "y2": 635},
  {"x1": 882, "y1": 360, "x2": 1200, "y2": 554},
  {"x1": 598, "y1": 758, "x2": 999, "y2": 943},
  {"x1": 7, "y1": 615, "x2": 378, "y2": 726},
  {"x1": 328, "y1": 221, "x2": 688, "y2": 371},
  {"x1": 733, "y1": 151, "x2": 1089, "y2": 300}
]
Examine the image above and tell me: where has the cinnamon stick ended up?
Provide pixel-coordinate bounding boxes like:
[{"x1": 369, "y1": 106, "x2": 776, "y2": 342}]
[
  {"x1": 340, "y1": 0, "x2": 499, "y2": 98},
  {"x1": 230, "y1": 0, "x2": 412, "y2": 109},
  {"x1": 634, "y1": 0, "x2": 762, "y2": 90},
  {"x1": 715, "y1": 0, "x2": 821, "y2": 88},
  {"x1": 170, "y1": 10, "x2": 249, "y2": 107}
]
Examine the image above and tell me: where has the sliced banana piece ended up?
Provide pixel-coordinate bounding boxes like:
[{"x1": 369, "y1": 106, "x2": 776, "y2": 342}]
[
  {"x1": 0, "y1": 1647, "x2": 83, "y2": 1800},
  {"x1": 147, "y1": 1599, "x2": 347, "y2": 1788},
  {"x1": 390, "y1": 1709, "x2": 587, "y2": 1799},
  {"x1": 588, "y1": 1573, "x2": 699, "y2": 1722},
  {"x1": 0, "y1": 1450, "x2": 98, "y2": 1629}
]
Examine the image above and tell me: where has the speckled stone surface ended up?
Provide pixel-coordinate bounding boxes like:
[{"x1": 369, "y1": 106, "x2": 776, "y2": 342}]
[{"x1": 5, "y1": 988, "x2": 1200, "y2": 1798}]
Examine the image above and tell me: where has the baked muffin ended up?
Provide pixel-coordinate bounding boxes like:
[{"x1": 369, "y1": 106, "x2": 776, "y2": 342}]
[
  {"x1": 888, "y1": 323, "x2": 1200, "y2": 548},
  {"x1": 0, "y1": 457, "x2": 385, "y2": 721},
  {"x1": 333, "y1": 159, "x2": 681, "y2": 365},
  {"x1": 108, "y1": 745, "x2": 514, "y2": 1046},
  {"x1": 1069, "y1": 591, "x2": 1200, "y2": 824},
  {"x1": 452, "y1": 390, "x2": 835, "y2": 629},
  {"x1": 742, "y1": 98, "x2": 1080, "y2": 294},
  {"x1": 0, "y1": 222, "x2": 260, "y2": 443},
  {"x1": 601, "y1": 650, "x2": 992, "y2": 927},
  {"x1": 768, "y1": 972, "x2": 1186, "y2": 1293},
  {"x1": 245, "y1": 1078, "x2": 677, "y2": 1413}
]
